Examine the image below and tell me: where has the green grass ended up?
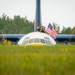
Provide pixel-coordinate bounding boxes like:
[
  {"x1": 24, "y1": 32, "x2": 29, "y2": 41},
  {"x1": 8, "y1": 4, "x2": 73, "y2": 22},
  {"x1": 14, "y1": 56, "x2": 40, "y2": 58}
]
[{"x1": 0, "y1": 44, "x2": 75, "y2": 75}]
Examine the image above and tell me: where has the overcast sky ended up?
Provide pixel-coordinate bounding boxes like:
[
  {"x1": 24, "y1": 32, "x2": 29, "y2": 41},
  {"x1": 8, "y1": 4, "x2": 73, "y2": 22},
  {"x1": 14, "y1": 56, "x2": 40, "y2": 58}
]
[{"x1": 0, "y1": 0, "x2": 75, "y2": 30}]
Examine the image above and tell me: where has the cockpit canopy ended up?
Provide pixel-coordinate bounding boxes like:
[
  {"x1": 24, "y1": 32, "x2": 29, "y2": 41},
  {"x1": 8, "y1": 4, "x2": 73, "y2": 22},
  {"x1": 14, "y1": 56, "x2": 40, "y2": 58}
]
[{"x1": 18, "y1": 32, "x2": 56, "y2": 46}]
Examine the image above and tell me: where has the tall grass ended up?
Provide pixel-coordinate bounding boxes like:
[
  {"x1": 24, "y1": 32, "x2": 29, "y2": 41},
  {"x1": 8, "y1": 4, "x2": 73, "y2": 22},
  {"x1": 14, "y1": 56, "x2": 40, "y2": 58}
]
[{"x1": 0, "y1": 45, "x2": 75, "y2": 75}]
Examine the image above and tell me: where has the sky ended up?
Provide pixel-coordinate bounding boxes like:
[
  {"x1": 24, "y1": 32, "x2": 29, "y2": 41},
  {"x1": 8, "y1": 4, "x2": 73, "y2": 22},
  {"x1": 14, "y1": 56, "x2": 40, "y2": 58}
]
[{"x1": 0, "y1": 0, "x2": 75, "y2": 31}]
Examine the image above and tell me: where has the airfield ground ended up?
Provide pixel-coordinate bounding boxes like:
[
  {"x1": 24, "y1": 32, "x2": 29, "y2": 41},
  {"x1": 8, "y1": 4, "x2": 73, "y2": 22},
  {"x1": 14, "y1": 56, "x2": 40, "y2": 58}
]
[{"x1": 0, "y1": 45, "x2": 75, "y2": 75}]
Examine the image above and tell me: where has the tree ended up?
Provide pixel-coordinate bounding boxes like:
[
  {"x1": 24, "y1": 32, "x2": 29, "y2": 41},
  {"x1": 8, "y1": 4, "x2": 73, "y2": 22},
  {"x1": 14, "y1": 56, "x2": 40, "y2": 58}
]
[
  {"x1": 61, "y1": 26, "x2": 72, "y2": 34},
  {"x1": 71, "y1": 26, "x2": 75, "y2": 34},
  {"x1": 0, "y1": 14, "x2": 34, "y2": 34},
  {"x1": 52, "y1": 22, "x2": 60, "y2": 33}
]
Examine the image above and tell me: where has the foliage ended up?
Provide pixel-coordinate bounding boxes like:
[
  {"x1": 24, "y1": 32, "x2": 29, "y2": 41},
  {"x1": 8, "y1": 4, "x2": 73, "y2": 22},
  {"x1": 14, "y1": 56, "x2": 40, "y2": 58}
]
[
  {"x1": 52, "y1": 22, "x2": 75, "y2": 34},
  {"x1": 0, "y1": 13, "x2": 34, "y2": 34},
  {"x1": 52, "y1": 22, "x2": 60, "y2": 33},
  {"x1": 0, "y1": 45, "x2": 75, "y2": 75},
  {"x1": 0, "y1": 13, "x2": 75, "y2": 34},
  {"x1": 72, "y1": 26, "x2": 75, "y2": 34},
  {"x1": 61, "y1": 26, "x2": 75, "y2": 34},
  {"x1": 61, "y1": 26, "x2": 72, "y2": 34}
]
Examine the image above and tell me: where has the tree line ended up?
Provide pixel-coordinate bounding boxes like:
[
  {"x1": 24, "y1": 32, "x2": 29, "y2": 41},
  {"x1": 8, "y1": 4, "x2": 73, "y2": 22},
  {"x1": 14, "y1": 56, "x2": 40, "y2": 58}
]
[
  {"x1": 0, "y1": 13, "x2": 75, "y2": 34},
  {"x1": 50, "y1": 22, "x2": 75, "y2": 34},
  {"x1": 0, "y1": 14, "x2": 34, "y2": 34}
]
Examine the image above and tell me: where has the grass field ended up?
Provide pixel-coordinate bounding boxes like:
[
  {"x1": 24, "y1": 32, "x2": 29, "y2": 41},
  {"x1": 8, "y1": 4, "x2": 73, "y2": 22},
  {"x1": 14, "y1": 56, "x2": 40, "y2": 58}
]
[{"x1": 0, "y1": 44, "x2": 75, "y2": 75}]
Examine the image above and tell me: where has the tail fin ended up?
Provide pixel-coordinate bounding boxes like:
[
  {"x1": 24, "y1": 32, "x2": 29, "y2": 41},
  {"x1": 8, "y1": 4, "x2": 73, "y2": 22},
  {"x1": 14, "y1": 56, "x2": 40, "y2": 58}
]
[{"x1": 34, "y1": 0, "x2": 42, "y2": 32}]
